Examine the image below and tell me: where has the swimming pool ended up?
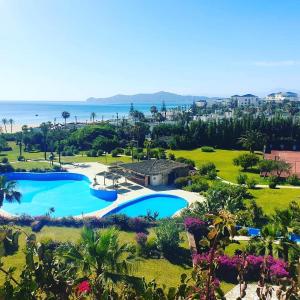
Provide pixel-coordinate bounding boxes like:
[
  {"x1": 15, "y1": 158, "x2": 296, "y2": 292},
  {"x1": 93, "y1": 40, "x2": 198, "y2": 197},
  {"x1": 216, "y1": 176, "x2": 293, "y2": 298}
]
[
  {"x1": 2, "y1": 172, "x2": 116, "y2": 217},
  {"x1": 104, "y1": 194, "x2": 188, "y2": 218}
]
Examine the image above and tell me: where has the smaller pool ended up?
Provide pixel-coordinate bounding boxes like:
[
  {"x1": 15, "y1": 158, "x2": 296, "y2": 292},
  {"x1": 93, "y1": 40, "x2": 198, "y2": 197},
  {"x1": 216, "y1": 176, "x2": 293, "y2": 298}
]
[{"x1": 105, "y1": 194, "x2": 188, "y2": 218}]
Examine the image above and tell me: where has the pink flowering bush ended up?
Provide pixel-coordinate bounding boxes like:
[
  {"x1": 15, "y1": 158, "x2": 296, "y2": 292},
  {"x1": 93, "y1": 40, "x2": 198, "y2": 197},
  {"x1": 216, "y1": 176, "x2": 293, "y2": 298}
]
[
  {"x1": 184, "y1": 217, "x2": 208, "y2": 252},
  {"x1": 193, "y1": 253, "x2": 289, "y2": 282},
  {"x1": 76, "y1": 280, "x2": 91, "y2": 295},
  {"x1": 135, "y1": 232, "x2": 148, "y2": 246}
]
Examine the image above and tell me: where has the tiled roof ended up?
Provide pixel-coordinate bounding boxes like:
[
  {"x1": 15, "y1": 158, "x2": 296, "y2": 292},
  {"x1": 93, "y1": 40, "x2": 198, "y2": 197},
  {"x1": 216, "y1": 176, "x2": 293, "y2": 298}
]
[{"x1": 120, "y1": 159, "x2": 188, "y2": 176}]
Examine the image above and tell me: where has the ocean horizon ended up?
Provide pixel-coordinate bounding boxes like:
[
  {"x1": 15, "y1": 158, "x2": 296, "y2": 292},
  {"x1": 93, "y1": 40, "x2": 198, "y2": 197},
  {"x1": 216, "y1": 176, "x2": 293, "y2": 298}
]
[{"x1": 0, "y1": 100, "x2": 187, "y2": 127}]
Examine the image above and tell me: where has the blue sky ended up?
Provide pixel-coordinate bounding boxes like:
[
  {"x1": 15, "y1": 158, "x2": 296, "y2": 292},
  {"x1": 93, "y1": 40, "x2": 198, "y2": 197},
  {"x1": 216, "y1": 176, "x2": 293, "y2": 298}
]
[{"x1": 0, "y1": 0, "x2": 300, "y2": 100}]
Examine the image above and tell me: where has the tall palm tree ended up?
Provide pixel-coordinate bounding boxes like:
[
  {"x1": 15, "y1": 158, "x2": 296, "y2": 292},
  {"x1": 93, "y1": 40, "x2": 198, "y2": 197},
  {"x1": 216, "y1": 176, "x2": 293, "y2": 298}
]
[
  {"x1": 90, "y1": 112, "x2": 97, "y2": 124},
  {"x1": 0, "y1": 176, "x2": 21, "y2": 207},
  {"x1": 59, "y1": 226, "x2": 136, "y2": 278},
  {"x1": 8, "y1": 119, "x2": 14, "y2": 133},
  {"x1": 1, "y1": 119, "x2": 8, "y2": 133},
  {"x1": 40, "y1": 122, "x2": 51, "y2": 160},
  {"x1": 61, "y1": 111, "x2": 70, "y2": 126}
]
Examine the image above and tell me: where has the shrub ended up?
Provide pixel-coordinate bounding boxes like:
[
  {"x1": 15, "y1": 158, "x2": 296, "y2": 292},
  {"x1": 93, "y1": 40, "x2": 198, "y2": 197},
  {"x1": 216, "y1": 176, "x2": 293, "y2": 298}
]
[
  {"x1": 86, "y1": 150, "x2": 98, "y2": 157},
  {"x1": 184, "y1": 217, "x2": 207, "y2": 237},
  {"x1": 286, "y1": 174, "x2": 300, "y2": 186},
  {"x1": 135, "y1": 232, "x2": 148, "y2": 246},
  {"x1": 155, "y1": 220, "x2": 182, "y2": 256},
  {"x1": 268, "y1": 175, "x2": 278, "y2": 189},
  {"x1": 31, "y1": 220, "x2": 46, "y2": 232},
  {"x1": 168, "y1": 153, "x2": 175, "y2": 161},
  {"x1": 183, "y1": 181, "x2": 209, "y2": 193},
  {"x1": 201, "y1": 146, "x2": 215, "y2": 152},
  {"x1": 111, "y1": 149, "x2": 119, "y2": 157},
  {"x1": 0, "y1": 163, "x2": 14, "y2": 173},
  {"x1": 124, "y1": 148, "x2": 132, "y2": 156},
  {"x1": 97, "y1": 149, "x2": 104, "y2": 156},
  {"x1": 237, "y1": 227, "x2": 249, "y2": 236},
  {"x1": 206, "y1": 169, "x2": 217, "y2": 180},
  {"x1": 193, "y1": 253, "x2": 289, "y2": 282},
  {"x1": 236, "y1": 173, "x2": 247, "y2": 185},
  {"x1": 127, "y1": 217, "x2": 148, "y2": 232},
  {"x1": 17, "y1": 155, "x2": 25, "y2": 161},
  {"x1": 176, "y1": 157, "x2": 195, "y2": 169},
  {"x1": 246, "y1": 178, "x2": 257, "y2": 189},
  {"x1": 233, "y1": 153, "x2": 259, "y2": 170},
  {"x1": 174, "y1": 176, "x2": 190, "y2": 188},
  {"x1": 199, "y1": 162, "x2": 216, "y2": 176},
  {"x1": 1, "y1": 157, "x2": 8, "y2": 164}
]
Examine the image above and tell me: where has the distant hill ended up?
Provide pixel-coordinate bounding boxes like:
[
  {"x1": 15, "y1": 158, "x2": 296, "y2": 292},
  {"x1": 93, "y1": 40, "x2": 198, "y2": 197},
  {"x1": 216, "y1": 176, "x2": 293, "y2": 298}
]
[{"x1": 86, "y1": 91, "x2": 209, "y2": 104}]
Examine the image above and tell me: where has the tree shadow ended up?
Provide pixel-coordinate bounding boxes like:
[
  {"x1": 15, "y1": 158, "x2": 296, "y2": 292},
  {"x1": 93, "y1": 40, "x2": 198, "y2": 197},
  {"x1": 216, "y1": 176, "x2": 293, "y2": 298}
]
[{"x1": 163, "y1": 246, "x2": 192, "y2": 269}]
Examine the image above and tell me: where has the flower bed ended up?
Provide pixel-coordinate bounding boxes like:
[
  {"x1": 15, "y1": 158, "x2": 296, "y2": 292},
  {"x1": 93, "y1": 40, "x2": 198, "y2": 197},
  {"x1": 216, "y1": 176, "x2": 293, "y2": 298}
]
[{"x1": 193, "y1": 253, "x2": 289, "y2": 282}]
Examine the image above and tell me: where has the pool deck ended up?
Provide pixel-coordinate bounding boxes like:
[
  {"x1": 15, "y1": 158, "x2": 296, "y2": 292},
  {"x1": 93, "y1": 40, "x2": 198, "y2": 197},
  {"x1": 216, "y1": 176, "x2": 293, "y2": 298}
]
[{"x1": 64, "y1": 162, "x2": 205, "y2": 218}]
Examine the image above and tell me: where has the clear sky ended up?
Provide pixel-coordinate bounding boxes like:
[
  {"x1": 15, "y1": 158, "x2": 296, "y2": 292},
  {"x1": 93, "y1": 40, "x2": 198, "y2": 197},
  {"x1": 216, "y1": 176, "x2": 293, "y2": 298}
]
[{"x1": 0, "y1": 0, "x2": 300, "y2": 100}]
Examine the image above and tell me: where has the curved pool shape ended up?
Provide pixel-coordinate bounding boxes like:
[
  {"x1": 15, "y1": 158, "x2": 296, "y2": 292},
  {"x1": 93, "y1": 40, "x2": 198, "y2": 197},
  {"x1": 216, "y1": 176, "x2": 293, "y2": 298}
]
[
  {"x1": 104, "y1": 194, "x2": 188, "y2": 218},
  {"x1": 2, "y1": 172, "x2": 115, "y2": 217}
]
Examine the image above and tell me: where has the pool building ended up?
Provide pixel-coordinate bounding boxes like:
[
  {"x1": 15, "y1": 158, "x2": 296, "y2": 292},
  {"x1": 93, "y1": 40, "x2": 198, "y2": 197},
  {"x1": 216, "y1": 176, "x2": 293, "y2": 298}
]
[{"x1": 119, "y1": 159, "x2": 189, "y2": 186}]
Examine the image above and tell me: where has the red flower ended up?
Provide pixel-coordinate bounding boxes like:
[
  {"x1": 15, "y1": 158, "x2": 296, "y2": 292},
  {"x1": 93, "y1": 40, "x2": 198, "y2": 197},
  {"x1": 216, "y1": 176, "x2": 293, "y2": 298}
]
[{"x1": 77, "y1": 280, "x2": 91, "y2": 295}]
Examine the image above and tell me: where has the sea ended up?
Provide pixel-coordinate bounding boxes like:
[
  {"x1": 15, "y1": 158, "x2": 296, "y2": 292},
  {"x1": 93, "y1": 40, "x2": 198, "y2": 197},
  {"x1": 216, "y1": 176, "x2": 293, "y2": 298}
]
[{"x1": 0, "y1": 100, "x2": 188, "y2": 127}]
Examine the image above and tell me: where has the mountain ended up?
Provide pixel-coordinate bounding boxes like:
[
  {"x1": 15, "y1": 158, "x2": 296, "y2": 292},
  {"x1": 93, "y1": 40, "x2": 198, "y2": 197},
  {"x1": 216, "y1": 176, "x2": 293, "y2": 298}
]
[{"x1": 86, "y1": 91, "x2": 208, "y2": 104}]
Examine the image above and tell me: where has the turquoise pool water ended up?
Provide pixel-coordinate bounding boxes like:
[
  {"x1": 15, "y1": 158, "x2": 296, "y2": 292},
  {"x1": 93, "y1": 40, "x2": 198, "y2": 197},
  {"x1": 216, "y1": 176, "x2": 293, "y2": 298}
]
[
  {"x1": 3, "y1": 178, "x2": 112, "y2": 217},
  {"x1": 105, "y1": 194, "x2": 188, "y2": 218}
]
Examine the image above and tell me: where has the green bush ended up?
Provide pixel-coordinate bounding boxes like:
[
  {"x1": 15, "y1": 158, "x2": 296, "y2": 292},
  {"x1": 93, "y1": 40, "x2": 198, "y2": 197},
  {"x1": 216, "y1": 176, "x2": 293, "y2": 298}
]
[
  {"x1": 233, "y1": 153, "x2": 259, "y2": 170},
  {"x1": 246, "y1": 178, "x2": 257, "y2": 189},
  {"x1": 268, "y1": 175, "x2": 278, "y2": 189},
  {"x1": 199, "y1": 162, "x2": 216, "y2": 175},
  {"x1": 168, "y1": 153, "x2": 175, "y2": 161},
  {"x1": 1, "y1": 157, "x2": 8, "y2": 164},
  {"x1": 155, "y1": 220, "x2": 182, "y2": 256},
  {"x1": 286, "y1": 174, "x2": 300, "y2": 186},
  {"x1": 206, "y1": 169, "x2": 217, "y2": 180},
  {"x1": 237, "y1": 227, "x2": 249, "y2": 236},
  {"x1": 124, "y1": 148, "x2": 132, "y2": 156},
  {"x1": 86, "y1": 149, "x2": 98, "y2": 157},
  {"x1": 183, "y1": 180, "x2": 209, "y2": 192},
  {"x1": 97, "y1": 149, "x2": 104, "y2": 156},
  {"x1": 111, "y1": 149, "x2": 119, "y2": 157},
  {"x1": 176, "y1": 157, "x2": 195, "y2": 168},
  {"x1": 201, "y1": 146, "x2": 215, "y2": 152},
  {"x1": 236, "y1": 173, "x2": 248, "y2": 185},
  {"x1": 174, "y1": 176, "x2": 190, "y2": 188}
]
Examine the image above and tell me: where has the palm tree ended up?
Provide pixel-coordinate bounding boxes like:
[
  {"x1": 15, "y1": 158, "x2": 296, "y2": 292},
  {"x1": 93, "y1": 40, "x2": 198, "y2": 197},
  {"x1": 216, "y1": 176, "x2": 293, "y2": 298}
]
[
  {"x1": 8, "y1": 119, "x2": 14, "y2": 133},
  {"x1": 0, "y1": 176, "x2": 21, "y2": 207},
  {"x1": 61, "y1": 111, "x2": 70, "y2": 126},
  {"x1": 1, "y1": 119, "x2": 8, "y2": 133},
  {"x1": 238, "y1": 130, "x2": 266, "y2": 153},
  {"x1": 40, "y1": 122, "x2": 51, "y2": 160},
  {"x1": 60, "y1": 226, "x2": 136, "y2": 278},
  {"x1": 90, "y1": 112, "x2": 97, "y2": 124}
]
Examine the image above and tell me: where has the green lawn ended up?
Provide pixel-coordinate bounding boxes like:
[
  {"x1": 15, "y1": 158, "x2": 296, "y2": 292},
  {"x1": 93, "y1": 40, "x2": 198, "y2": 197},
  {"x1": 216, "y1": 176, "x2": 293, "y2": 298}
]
[
  {"x1": 250, "y1": 188, "x2": 300, "y2": 215},
  {"x1": 1, "y1": 142, "x2": 132, "y2": 166},
  {"x1": 0, "y1": 226, "x2": 236, "y2": 293},
  {"x1": 167, "y1": 148, "x2": 265, "y2": 183}
]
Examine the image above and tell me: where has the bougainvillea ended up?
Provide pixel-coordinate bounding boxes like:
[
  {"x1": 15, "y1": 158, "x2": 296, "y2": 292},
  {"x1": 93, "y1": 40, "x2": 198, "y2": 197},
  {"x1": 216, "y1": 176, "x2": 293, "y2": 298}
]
[
  {"x1": 184, "y1": 217, "x2": 207, "y2": 234},
  {"x1": 193, "y1": 253, "x2": 289, "y2": 282},
  {"x1": 76, "y1": 280, "x2": 91, "y2": 295},
  {"x1": 135, "y1": 232, "x2": 148, "y2": 246}
]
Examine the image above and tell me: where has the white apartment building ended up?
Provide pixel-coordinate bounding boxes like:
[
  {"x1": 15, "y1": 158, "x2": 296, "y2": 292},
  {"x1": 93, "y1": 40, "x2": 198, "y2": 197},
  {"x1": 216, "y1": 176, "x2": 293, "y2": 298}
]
[
  {"x1": 231, "y1": 94, "x2": 260, "y2": 107},
  {"x1": 265, "y1": 92, "x2": 298, "y2": 102}
]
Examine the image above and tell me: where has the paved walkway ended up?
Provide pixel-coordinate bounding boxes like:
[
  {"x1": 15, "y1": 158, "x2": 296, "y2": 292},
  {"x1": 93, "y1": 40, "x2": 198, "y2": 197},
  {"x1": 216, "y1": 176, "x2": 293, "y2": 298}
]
[
  {"x1": 225, "y1": 284, "x2": 279, "y2": 299},
  {"x1": 217, "y1": 176, "x2": 300, "y2": 189}
]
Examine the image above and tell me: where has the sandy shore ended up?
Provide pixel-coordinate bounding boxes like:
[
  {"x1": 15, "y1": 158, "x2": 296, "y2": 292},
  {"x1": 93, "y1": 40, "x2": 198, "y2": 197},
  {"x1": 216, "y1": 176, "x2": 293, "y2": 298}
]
[{"x1": 1, "y1": 124, "x2": 39, "y2": 133}]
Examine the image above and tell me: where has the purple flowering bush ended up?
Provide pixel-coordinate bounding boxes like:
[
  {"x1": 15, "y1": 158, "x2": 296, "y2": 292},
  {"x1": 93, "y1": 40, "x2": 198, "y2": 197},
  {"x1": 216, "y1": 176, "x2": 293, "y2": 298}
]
[
  {"x1": 193, "y1": 253, "x2": 289, "y2": 282},
  {"x1": 135, "y1": 232, "x2": 148, "y2": 246}
]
